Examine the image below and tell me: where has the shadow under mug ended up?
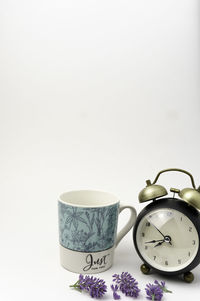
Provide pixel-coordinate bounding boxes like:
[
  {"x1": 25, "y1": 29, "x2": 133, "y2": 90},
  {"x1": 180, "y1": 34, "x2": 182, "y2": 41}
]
[{"x1": 58, "y1": 190, "x2": 137, "y2": 273}]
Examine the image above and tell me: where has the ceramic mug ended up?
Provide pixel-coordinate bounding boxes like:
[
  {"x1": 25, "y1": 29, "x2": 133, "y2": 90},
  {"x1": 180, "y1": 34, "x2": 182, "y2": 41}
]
[{"x1": 58, "y1": 190, "x2": 137, "y2": 273}]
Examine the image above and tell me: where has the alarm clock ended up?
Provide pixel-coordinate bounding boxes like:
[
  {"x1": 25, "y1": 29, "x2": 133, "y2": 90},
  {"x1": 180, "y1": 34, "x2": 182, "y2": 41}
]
[{"x1": 133, "y1": 168, "x2": 200, "y2": 283}]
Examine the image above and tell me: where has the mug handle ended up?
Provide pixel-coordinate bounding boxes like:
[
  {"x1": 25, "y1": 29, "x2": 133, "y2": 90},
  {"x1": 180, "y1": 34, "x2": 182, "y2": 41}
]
[{"x1": 115, "y1": 204, "x2": 137, "y2": 247}]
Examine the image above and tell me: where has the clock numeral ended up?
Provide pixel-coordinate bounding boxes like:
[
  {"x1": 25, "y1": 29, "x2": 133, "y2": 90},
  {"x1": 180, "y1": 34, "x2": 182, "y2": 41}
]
[
  {"x1": 180, "y1": 216, "x2": 183, "y2": 222},
  {"x1": 145, "y1": 246, "x2": 148, "y2": 250},
  {"x1": 149, "y1": 215, "x2": 152, "y2": 219},
  {"x1": 146, "y1": 222, "x2": 150, "y2": 227},
  {"x1": 178, "y1": 259, "x2": 181, "y2": 264},
  {"x1": 189, "y1": 227, "x2": 192, "y2": 232},
  {"x1": 153, "y1": 256, "x2": 156, "y2": 261},
  {"x1": 188, "y1": 252, "x2": 191, "y2": 257},
  {"x1": 165, "y1": 260, "x2": 168, "y2": 266},
  {"x1": 167, "y1": 212, "x2": 172, "y2": 217},
  {"x1": 192, "y1": 240, "x2": 196, "y2": 245},
  {"x1": 142, "y1": 232, "x2": 145, "y2": 237}
]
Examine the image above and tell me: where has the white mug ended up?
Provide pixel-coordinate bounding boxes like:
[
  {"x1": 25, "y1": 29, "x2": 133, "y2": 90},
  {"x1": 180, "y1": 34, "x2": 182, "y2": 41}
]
[{"x1": 58, "y1": 190, "x2": 137, "y2": 273}]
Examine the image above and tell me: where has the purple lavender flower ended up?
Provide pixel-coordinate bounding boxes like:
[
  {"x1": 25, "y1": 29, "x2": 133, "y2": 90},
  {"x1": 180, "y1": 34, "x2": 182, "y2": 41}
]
[
  {"x1": 89, "y1": 277, "x2": 107, "y2": 298},
  {"x1": 70, "y1": 274, "x2": 107, "y2": 298},
  {"x1": 154, "y1": 280, "x2": 172, "y2": 293},
  {"x1": 111, "y1": 284, "x2": 121, "y2": 300},
  {"x1": 145, "y1": 283, "x2": 163, "y2": 301},
  {"x1": 112, "y1": 273, "x2": 121, "y2": 283},
  {"x1": 112, "y1": 272, "x2": 140, "y2": 298},
  {"x1": 78, "y1": 274, "x2": 91, "y2": 291}
]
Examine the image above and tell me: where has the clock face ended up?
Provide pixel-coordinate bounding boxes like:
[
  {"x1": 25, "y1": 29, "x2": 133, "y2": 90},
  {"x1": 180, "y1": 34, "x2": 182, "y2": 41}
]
[{"x1": 136, "y1": 208, "x2": 199, "y2": 272}]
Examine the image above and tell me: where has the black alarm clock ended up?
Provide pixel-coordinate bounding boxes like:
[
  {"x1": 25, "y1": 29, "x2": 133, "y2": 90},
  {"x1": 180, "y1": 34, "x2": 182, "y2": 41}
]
[{"x1": 133, "y1": 168, "x2": 200, "y2": 283}]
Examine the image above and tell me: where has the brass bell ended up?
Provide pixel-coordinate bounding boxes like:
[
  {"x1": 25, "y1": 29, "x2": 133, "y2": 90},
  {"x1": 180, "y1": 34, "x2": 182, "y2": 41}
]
[
  {"x1": 139, "y1": 179, "x2": 168, "y2": 203},
  {"x1": 179, "y1": 187, "x2": 200, "y2": 210}
]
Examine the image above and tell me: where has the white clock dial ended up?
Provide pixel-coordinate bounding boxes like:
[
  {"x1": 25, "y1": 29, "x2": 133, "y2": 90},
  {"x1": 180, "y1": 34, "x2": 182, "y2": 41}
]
[{"x1": 136, "y1": 208, "x2": 199, "y2": 272}]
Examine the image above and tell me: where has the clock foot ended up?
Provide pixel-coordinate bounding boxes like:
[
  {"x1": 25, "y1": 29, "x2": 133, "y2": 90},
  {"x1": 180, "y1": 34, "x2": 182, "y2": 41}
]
[
  {"x1": 183, "y1": 271, "x2": 194, "y2": 283},
  {"x1": 140, "y1": 263, "x2": 151, "y2": 275}
]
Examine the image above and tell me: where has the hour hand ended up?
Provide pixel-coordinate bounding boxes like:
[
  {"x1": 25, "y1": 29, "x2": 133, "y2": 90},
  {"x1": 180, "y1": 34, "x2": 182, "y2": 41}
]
[{"x1": 154, "y1": 241, "x2": 164, "y2": 248}]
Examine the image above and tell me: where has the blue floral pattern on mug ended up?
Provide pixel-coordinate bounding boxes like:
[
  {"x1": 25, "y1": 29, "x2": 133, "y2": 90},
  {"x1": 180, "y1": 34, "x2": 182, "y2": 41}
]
[{"x1": 58, "y1": 202, "x2": 119, "y2": 252}]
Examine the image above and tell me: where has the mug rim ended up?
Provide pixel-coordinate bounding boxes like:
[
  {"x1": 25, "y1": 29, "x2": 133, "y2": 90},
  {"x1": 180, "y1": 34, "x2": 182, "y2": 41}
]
[{"x1": 58, "y1": 189, "x2": 120, "y2": 208}]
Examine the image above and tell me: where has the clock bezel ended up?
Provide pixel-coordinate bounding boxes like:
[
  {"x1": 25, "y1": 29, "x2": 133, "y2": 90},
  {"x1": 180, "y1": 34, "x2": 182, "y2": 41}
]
[{"x1": 133, "y1": 197, "x2": 200, "y2": 276}]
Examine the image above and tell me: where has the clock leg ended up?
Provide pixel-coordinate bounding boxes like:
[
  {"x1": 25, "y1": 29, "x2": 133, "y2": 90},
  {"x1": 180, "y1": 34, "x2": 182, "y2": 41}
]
[
  {"x1": 183, "y1": 271, "x2": 194, "y2": 283},
  {"x1": 140, "y1": 263, "x2": 151, "y2": 275}
]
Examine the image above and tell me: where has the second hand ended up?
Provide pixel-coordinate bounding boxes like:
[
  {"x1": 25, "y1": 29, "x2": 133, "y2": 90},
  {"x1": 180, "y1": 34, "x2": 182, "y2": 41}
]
[{"x1": 147, "y1": 222, "x2": 172, "y2": 245}]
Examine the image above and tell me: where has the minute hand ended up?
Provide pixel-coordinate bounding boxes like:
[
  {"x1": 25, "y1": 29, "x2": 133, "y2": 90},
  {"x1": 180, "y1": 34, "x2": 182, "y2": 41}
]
[{"x1": 145, "y1": 239, "x2": 164, "y2": 244}]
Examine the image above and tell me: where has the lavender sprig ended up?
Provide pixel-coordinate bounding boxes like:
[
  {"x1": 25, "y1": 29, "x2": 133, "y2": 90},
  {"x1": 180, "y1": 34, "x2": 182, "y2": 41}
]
[
  {"x1": 70, "y1": 274, "x2": 107, "y2": 298},
  {"x1": 112, "y1": 272, "x2": 140, "y2": 298},
  {"x1": 145, "y1": 283, "x2": 163, "y2": 301},
  {"x1": 154, "y1": 280, "x2": 172, "y2": 293},
  {"x1": 111, "y1": 284, "x2": 121, "y2": 300}
]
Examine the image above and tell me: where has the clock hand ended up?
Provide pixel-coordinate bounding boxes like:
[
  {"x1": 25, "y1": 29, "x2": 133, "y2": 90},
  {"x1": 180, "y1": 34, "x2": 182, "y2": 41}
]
[
  {"x1": 152, "y1": 236, "x2": 172, "y2": 247},
  {"x1": 164, "y1": 235, "x2": 172, "y2": 245},
  {"x1": 154, "y1": 241, "x2": 165, "y2": 248},
  {"x1": 145, "y1": 239, "x2": 164, "y2": 244},
  {"x1": 151, "y1": 223, "x2": 165, "y2": 238},
  {"x1": 148, "y1": 222, "x2": 173, "y2": 246}
]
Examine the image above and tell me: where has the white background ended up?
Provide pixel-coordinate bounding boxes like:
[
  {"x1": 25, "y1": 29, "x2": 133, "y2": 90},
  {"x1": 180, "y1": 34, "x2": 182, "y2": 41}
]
[{"x1": 0, "y1": 0, "x2": 200, "y2": 300}]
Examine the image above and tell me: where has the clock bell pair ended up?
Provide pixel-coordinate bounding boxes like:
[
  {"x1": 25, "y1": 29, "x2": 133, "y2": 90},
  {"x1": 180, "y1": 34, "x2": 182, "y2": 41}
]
[{"x1": 133, "y1": 168, "x2": 200, "y2": 283}]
